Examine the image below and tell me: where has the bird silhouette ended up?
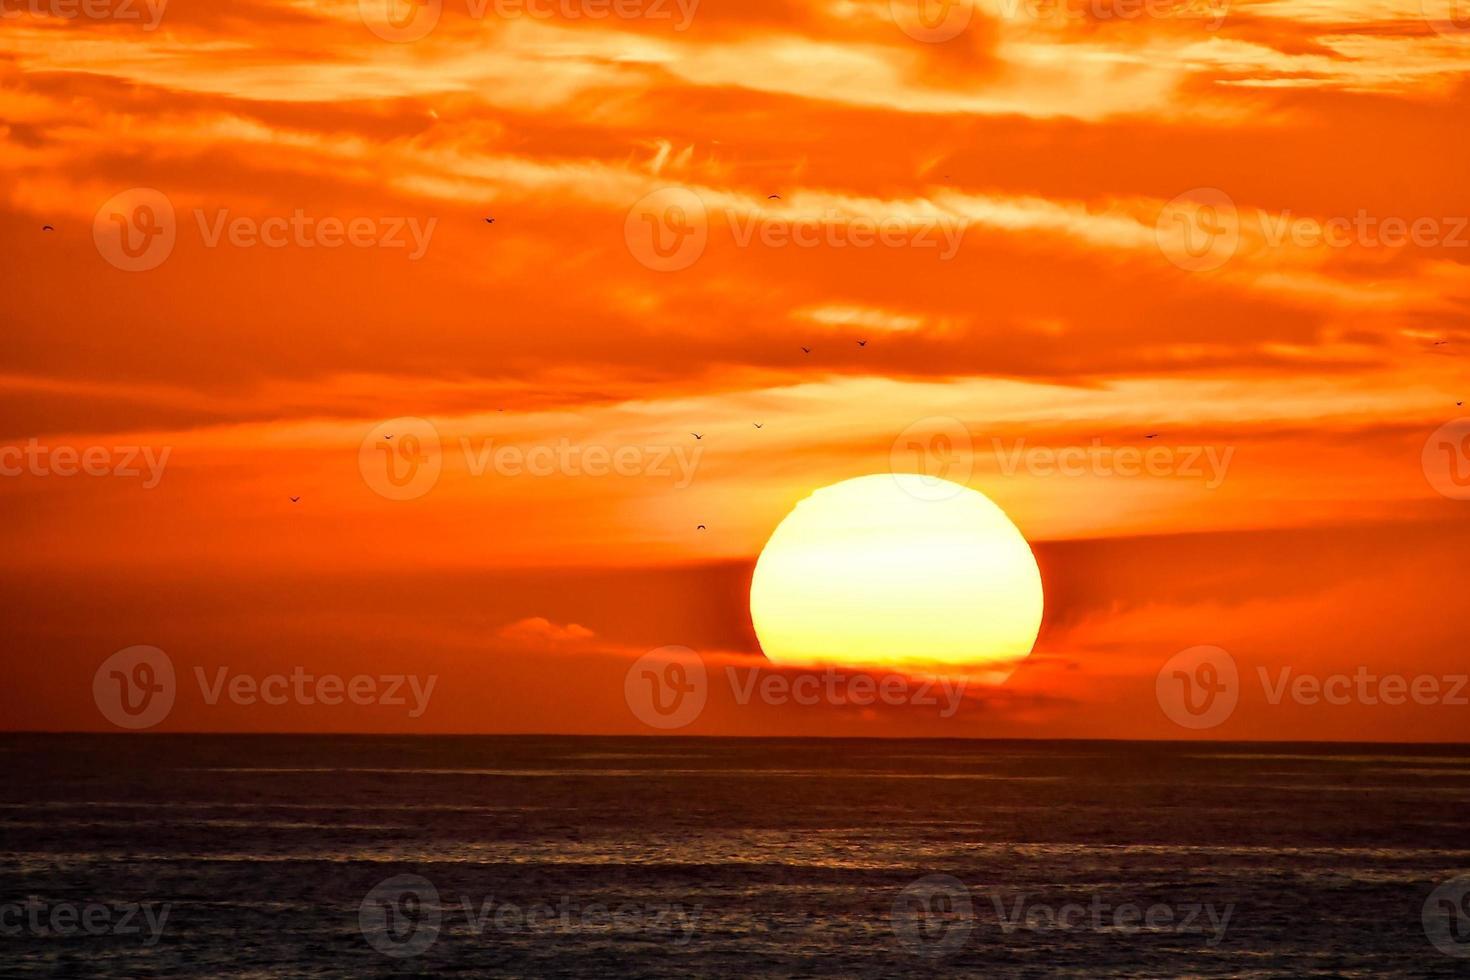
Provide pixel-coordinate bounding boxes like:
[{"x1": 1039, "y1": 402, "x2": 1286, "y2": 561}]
[
  {"x1": 1433, "y1": 339, "x2": 1449, "y2": 346},
  {"x1": 857, "y1": 339, "x2": 867, "y2": 347},
  {"x1": 767, "y1": 194, "x2": 781, "y2": 200},
  {"x1": 692, "y1": 433, "x2": 703, "y2": 440},
  {"x1": 384, "y1": 434, "x2": 393, "y2": 440},
  {"x1": 484, "y1": 217, "x2": 495, "y2": 224},
  {"x1": 696, "y1": 524, "x2": 706, "y2": 530},
  {"x1": 800, "y1": 346, "x2": 812, "y2": 354},
  {"x1": 41, "y1": 225, "x2": 54, "y2": 232},
  {"x1": 1145, "y1": 433, "x2": 1159, "y2": 439},
  {"x1": 753, "y1": 423, "x2": 763, "y2": 429},
  {"x1": 290, "y1": 496, "x2": 300, "y2": 503}
]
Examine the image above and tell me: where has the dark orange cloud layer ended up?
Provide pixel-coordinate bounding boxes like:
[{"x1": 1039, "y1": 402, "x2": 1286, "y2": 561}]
[{"x1": 2, "y1": 0, "x2": 1468, "y2": 739}]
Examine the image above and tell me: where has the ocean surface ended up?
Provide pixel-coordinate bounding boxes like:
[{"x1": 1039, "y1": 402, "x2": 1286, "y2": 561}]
[{"x1": 2, "y1": 735, "x2": 1468, "y2": 977}]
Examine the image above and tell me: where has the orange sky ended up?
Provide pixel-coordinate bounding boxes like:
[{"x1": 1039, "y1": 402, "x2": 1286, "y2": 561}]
[{"x1": 2, "y1": 0, "x2": 1468, "y2": 740}]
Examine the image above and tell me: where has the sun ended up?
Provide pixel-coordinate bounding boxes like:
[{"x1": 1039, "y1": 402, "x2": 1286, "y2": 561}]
[{"x1": 750, "y1": 474, "x2": 1043, "y2": 680}]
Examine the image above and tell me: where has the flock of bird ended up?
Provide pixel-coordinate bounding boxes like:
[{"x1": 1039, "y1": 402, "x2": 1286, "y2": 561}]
[{"x1": 35, "y1": 218, "x2": 1462, "y2": 525}]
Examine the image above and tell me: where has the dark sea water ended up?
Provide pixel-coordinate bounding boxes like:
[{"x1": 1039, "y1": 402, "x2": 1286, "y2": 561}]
[{"x1": 2, "y1": 735, "x2": 1468, "y2": 977}]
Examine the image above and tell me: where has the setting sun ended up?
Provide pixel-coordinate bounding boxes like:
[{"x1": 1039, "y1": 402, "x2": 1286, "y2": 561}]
[{"x1": 749, "y1": 474, "x2": 1044, "y2": 679}]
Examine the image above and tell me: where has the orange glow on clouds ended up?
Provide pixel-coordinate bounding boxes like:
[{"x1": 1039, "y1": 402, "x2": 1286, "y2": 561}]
[{"x1": 1, "y1": 0, "x2": 1468, "y2": 740}]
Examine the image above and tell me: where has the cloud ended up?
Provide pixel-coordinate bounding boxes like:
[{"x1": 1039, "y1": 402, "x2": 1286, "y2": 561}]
[{"x1": 497, "y1": 617, "x2": 597, "y2": 647}]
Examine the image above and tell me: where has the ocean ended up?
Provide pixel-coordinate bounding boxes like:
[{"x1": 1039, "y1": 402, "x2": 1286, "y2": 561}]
[{"x1": 2, "y1": 734, "x2": 1467, "y2": 977}]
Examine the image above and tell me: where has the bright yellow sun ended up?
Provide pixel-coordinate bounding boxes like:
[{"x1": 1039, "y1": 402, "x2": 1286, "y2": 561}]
[{"x1": 750, "y1": 474, "x2": 1044, "y2": 680}]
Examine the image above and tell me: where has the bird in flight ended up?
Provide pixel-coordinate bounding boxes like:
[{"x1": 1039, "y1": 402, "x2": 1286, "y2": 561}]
[
  {"x1": 41, "y1": 225, "x2": 54, "y2": 232},
  {"x1": 856, "y1": 339, "x2": 868, "y2": 348},
  {"x1": 484, "y1": 217, "x2": 495, "y2": 224},
  {"x1": 753, "y1": 423, "x2": 763, "y2": 429},
  {"x1": 1145, "y1": 433, "x2": 1159, "y2": 439},
  {"x1": 383, "y1": 434, "x2": 393, "y2": 440},
  {"x1": 800, "y1": 346, "x2": 812, "y2": 354},
  {"x1": 767, "y1": 194, "x2": 781, "y2": 200},
  {"x1": 1433, "y1": 339, "x2": 1449, "y2": 346},
  {"x1": 696, "y1": 524, "x2": 706, "y2": 531},
  {"x1": 289, "y1": 496, "x2": 300, "y2": 503},
  {"x1": 691, "y1": 432, "x2": 703, "y2": 440}
]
